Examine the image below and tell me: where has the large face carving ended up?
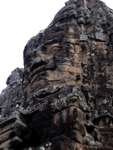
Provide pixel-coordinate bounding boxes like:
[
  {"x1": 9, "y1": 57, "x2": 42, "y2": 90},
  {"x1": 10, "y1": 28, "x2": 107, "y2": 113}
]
[{"x1": 23, "y1": 25, "x2": 87, "y2": 98}]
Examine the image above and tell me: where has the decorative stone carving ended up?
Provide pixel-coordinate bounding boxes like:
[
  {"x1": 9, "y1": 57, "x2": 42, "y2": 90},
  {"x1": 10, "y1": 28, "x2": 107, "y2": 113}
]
[{"x1": 1, "y1": 0, "x2": 113, "y2": 149}]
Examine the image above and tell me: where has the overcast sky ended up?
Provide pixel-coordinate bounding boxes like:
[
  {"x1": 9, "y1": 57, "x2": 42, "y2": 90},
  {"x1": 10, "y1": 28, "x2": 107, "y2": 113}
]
[{"x1": 0, "y1": 0, "x2": 112, "y2": 92}]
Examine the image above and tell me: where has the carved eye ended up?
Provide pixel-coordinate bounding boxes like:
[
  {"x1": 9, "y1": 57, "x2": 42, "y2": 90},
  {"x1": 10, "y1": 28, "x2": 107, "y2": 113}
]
[
  {"x1": 52, "y1": 46, "x2": 60, "y2": 51},
  {"x1": 64, "y1": 42, "x2": 74, "y2": 50},
  {"x1": 49, "y1": 45, "x2": 61, "y2": 52}
]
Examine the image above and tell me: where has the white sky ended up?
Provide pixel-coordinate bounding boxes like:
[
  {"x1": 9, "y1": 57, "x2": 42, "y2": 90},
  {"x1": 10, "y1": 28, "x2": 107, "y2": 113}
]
[{"x1": 0, "y1": 0, "x2": 112, "y2": 92}]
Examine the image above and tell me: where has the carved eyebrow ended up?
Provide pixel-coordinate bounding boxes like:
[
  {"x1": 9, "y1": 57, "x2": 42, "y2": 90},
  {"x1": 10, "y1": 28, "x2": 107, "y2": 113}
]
[{"x1": 47, "y1": 44, "x2": 62, "y2": 49}]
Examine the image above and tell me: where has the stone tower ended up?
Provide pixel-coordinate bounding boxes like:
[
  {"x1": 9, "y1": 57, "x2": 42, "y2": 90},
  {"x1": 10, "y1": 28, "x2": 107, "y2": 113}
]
[{"x1": 1, "y1": 0, "x2": 113, "y2": 149}]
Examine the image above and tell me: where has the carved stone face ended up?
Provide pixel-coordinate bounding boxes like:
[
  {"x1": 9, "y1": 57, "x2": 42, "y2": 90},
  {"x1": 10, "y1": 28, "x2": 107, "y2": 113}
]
[
  {"x1": 20, "y1": 0, "x2": 113, "y2": 148},
  {"x1": 23, "y1": 26, "x2": 86, "y2": 99},
  {"x1": 23, "y1": 0, "x2": 113, "y2": 122}
]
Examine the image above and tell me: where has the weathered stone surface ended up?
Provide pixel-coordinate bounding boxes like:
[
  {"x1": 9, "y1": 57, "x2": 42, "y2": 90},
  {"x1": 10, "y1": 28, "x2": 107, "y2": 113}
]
[
  {"x1": 0, "y1": 68, "x2": 24, "y2": 119},
  {"x1": 1, "y1": 0, "x2": 113, "y2": 149}
]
